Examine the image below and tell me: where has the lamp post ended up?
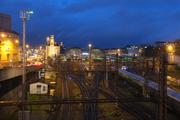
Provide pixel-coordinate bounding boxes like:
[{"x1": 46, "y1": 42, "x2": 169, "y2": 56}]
[
  {"x1": 157, "y1": 45, "x2": 168, "y2": 120},
  {"x1": 88, "y1": 44, "x2": 92, "y2": 70},
  {"x1": 20, "y1": 10, "x2": 33, "y2": 120},
  {"x1": 166, "y1": 44, "x2": 175, "y2": 64},
  {"x1": 88, "y1": 44, "x2": 92, "y2": 78},
  {"x1": 115, "y1": 49, "x2": 120, "y2": 106}
]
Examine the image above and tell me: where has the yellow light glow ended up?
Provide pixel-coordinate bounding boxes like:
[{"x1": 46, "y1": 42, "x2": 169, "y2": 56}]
[
  {"x1": 1, "y1": 33, "x2": 5, "y2": 38},
  {"x1": 166, "y1": 44, "x2": 174, "y2": 53},
  {"x1": 4, "y1": 40, "x2": 12, "y2": 46},
  {"x1": 15, "y1": 40, "x2": 19, "y2": 43},
  {"x1": 26, "y1": 44, "x2": 29, "y2": 48},
  {"x1": 50, "y1": 89, "x2": 55, "y2": 96},
  {"x1": 50, "y1": 81, "x2": 56, "y2": 84},
  {"x1": 0, "y1": 33, "x2": 20, "y2": 64},
  {"x1": 117, "y1": 49, "x2": 121, "y2": 55}
]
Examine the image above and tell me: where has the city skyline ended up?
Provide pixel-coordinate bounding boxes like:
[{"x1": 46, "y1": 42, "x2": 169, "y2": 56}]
[
  {"x1": 1, "y1": 0, "x2": 180, "y2": 48},
  {"x1": 0, "y1": 1, "x2": 180, "y2": 119}
]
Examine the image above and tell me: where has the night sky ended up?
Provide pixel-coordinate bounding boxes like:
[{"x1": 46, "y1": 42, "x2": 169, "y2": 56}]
[{"x1": 1, "y1": 0, "x2": 180, "y2": 48}]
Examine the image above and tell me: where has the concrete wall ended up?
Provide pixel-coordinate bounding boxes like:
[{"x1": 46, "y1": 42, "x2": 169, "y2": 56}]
[
  {"x1": 0, "y1": 67, "x2": 40, "y2": 82},
  {"x1": 0, "y1": 68, "x2": 22, "y2": 81}
]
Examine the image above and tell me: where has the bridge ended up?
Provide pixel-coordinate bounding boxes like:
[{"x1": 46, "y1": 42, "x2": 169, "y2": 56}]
[{"x1": 0, "y1": 66, "x2": 41, "y2": 97}]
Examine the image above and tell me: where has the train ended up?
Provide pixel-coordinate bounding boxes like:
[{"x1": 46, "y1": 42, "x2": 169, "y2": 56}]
[{"x1": 118, "y1": 69, "x2": 180, "y2": 114}]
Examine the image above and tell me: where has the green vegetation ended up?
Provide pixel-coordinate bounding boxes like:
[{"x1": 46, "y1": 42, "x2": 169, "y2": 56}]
[
  {"x1": 28, "y1": 94, "x2": 50, "y2": 110},
  {"x1": 98, "y1": 103, "x2": 134, "y2": 120}
]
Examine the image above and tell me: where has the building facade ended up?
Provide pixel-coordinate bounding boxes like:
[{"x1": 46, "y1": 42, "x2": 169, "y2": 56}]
[
  {"x1": 0, "y1": 13, "x2": 20, "y2": 67},
  {"x1": 46, "y1": 35, "x2": 60, "y2": 59},
  {"x1": 29, "y1": 82, "x2": 48, "y2": 95},
  {"x1": 0, "y1": 31, "x2": 20, "y2": 67},
  {"x1": 127, "y1": 46, "x2": 140, "y2": 57},
  {"x1": 105, "y1": 48, "x2": 122, "y2": 56}
]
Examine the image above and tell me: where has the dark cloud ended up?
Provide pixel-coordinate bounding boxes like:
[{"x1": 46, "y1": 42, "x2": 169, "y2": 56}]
[{"x1": 0, "y1": 0, "x2": 180, "y2": 48}]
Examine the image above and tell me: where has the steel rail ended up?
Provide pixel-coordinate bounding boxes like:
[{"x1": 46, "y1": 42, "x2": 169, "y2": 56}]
[{"x1": 0, "y1": 98, "x2": 157, "y2": 106}]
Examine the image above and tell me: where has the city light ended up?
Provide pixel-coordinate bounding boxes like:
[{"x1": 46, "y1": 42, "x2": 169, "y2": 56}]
[
  {"x1": 4, "y1": 40, "x2": 12, "y2": 47},
  {"x1": 1, "y1": 33, "x2": 5, "y2": 38},
  {"x1": 117, "y1": 49, "x2": 121, "y2": 55},
  {"x1": 1, "y1": 3, "x2": 180, "y2": 120},
  {"x1": 88, "y1": 43, "x2": 92, "y2": 48},
  {"x1": 26, "y1": 44, "x2": 29, "y2": 48},
  {"x1": 15, "y1": 40, "x2": 19, "y2": 43},
  {"x1": 166, "y1": 44, "x2": 174, "y2": 53},
  {"x1": 26, "y1": 11, "x2": 34, "y2": 14}
]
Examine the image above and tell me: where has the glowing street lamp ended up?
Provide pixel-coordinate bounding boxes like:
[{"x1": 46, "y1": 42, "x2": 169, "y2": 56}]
[
  {"x1": 88, "y1": 43, "x2": 92, "y2": 48},
  {"x1": 26, "y1": 44, "x2": 29, "y2": 48},
  {"x1": 88, "y1": 43, "x2": 92, "y2": 72},
  {"x1": 1, "y1": 33, "x2": 5, "y2": 38},
  {"x1": 88, "y1": 43, "x2": 92, "y2": 62},
  {"x1": 117, "y1": 49, "x2": 120, "y2": 56},
  {"x1": 166, "y1": 44, "x2": 175, "y2": 64},
  {"x1": 166, "y1": 44, "x2": 174, "y2": 53},
  {"x1": 15, "y1": 40, "x2": 19, "y2": 44}
]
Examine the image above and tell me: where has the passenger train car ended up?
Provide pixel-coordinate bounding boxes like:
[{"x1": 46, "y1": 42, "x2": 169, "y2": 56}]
[{"x1": 118, "y1": 69, "x2": 180, "y2": 114}]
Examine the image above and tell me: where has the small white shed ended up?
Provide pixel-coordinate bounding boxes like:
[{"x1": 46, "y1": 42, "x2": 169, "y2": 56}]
[{"x1": 29, "y1": 82, "x2": 48, "y2": 95}]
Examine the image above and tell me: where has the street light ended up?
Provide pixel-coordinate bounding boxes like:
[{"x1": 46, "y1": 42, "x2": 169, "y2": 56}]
[
  {"x1": 166, "y1": 44, "x2": 174, "y2": 53},
  {"x1": 88, "y1": 43, "x2": 92, "y2": 65},
  {"x1": 26, "y1": 44, "x2": 29, "y2": 49},
  {"x1": 20, "y1": 10, "x2": 33, "y2": 120},
  {"x1": 88, "y1": 43, "x2": 92, "y2": 48},
  {"x1": 1, "y1": 33, "x2": 5, "y2": 38},
  {"x1": 166, "y1": 44, "x2": 175, "y2": 63},
  {"x1": 15, "y1": 40, "x2": 19, "y2": 44},
  {"x1": 117, "y1": 49, "x2": 120, "y2": 56},
  {"x1": 88, "y1": 44, "x2": 92, "y2": 78}
]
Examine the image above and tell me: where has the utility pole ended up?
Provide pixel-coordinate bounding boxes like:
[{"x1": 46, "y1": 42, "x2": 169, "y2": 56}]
[
  {"x1": 105, "y1": 55, "x2": 108, "y2": 88},
  {"x1": 20, "y1": 10, "x2": 33, "y2": 120},
  {"x1": 88, "y1": 44, "x2": 92, "y2": 78},
  {"x1": 143, "y1": 60, "x2": 149, "y2": 98},
  {"x1": 158, "y1": 45, "x2": 167, "y2": 120},
  {"x1": 115, "y1": 52, "x2": 119, "y2": 96}
]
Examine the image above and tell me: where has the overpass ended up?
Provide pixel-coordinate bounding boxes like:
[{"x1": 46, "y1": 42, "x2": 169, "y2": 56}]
[{"x1": 0, "y1": 66, "x2": 41, "y2": 97}]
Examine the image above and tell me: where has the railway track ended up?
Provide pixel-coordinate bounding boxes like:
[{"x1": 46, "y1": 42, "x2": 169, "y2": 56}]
[
  {"x1": 99, "y1": 86, "x2": 156, "y2": 120},
  {"x1": 70, "y1": 75, "x2": 96, "y2": 120}
]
